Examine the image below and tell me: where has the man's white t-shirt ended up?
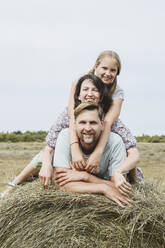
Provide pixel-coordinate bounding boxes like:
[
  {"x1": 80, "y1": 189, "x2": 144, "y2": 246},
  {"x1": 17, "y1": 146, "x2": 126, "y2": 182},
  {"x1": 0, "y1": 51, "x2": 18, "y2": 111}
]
[{"x1": 53, "y1": 129, "x2": 126, "y2": 179}]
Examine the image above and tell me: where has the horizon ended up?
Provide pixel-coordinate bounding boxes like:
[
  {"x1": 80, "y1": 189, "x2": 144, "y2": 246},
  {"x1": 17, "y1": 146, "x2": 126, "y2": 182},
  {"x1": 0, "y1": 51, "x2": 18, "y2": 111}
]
[{"x1": 0, "y1": 130, "x2": 164, "y2": 137}]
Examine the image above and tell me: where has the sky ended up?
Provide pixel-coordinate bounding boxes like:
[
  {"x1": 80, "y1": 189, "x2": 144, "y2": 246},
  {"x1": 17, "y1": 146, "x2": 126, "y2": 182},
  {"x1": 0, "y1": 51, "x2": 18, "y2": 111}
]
[{"x1": 0, "y1": 0, "x2": 165, "y2": 136}]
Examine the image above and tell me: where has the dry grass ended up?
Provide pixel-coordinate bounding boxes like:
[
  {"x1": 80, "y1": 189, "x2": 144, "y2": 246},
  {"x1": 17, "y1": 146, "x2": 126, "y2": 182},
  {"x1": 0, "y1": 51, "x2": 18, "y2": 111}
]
[
  {"x1": 0, "y1": 180, "x2": 165, "y2": 248},
  {"x1": 137, "y1": 143, "x2": 165, "y2": 187},
  {"x1": 0, "y1": 142, "x2": 45, "y2": 191}
]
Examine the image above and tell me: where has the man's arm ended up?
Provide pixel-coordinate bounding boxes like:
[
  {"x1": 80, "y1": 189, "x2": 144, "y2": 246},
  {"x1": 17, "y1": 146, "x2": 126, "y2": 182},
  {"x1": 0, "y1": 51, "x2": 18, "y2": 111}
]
[
  {"x1": 54, "y1": 167, "x2": 131, "y2": 207},
  {"x1": 53, "y1": 130, "x2": 132, "y2": 207}
]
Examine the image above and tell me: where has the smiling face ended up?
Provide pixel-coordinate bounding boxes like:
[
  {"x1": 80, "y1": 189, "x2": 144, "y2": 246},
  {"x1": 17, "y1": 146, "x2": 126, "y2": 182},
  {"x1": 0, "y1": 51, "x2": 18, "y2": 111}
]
[
  {"x1": 94, "y1": 56, "x2": 118, "y2": 85},
  {"x1": 78, "y1": 79, "x2": 100, "y2": 104},
  {"x1": 75, "y1": 109, "x2": 103, "y2": 146}
]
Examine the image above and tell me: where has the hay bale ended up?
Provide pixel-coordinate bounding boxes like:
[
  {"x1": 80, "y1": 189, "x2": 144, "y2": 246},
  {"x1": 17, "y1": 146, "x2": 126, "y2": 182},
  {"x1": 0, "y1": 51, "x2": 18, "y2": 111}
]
[{"x1": 0, "y1": 180, "x2": 165, "y2": 248}]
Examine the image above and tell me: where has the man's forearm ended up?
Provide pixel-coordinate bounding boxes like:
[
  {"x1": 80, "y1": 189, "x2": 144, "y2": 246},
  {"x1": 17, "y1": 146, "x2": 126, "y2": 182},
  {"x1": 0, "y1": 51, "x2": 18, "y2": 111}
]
[
  {"x1": 57, "y1": 180, "x2": 131, "y2": 208},
  {"x1": 59, "y1": 181, "x2": 105, "y2": 194},
  {"x1": 55, "y1": 168, "x2": 114, "y2": 188},
  {"x1": 55, "y1": 168, "x2": 131, "y2": 207},
  {"x1": 84, "y1": 172, "x2": 114, "y2": 187}
]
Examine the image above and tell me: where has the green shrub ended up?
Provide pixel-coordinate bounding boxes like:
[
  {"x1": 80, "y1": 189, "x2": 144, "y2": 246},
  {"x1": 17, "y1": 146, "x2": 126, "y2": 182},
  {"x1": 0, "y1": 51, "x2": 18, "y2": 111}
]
[
  {"x1": 0, "y1": 131, "x2": 47, "y2": 142},
  {"x1": 136, "y1": 134, "x2": 165, "y2": 143}
]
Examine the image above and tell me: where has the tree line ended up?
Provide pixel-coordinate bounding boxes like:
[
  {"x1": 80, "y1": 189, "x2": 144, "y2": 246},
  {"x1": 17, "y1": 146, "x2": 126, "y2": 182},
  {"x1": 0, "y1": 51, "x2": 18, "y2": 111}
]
[
  {"x1": 0, "y1": 131, "x2": 47, "y2": 142},
  {"x1": 136, "y1": 134, "x2": 165, "y2": 143},
  {"x1": 0, "y1": 131, "x2": 165, "y2": 143}
]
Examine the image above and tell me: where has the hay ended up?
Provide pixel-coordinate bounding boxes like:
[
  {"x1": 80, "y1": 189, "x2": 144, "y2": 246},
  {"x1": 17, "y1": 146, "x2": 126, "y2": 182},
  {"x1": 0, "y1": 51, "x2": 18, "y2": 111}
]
[{"x1": 0, "y1": 180, "x2": 165, "y2": 248}]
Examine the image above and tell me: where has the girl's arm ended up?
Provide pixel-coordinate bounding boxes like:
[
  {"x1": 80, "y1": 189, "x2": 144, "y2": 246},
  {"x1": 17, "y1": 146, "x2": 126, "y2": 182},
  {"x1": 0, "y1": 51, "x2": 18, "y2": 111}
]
[
  {"x1": 85, "y1": 98, "x2": 123, "y2": 172},
  {"x1": 68, "y1": 82, "x2": 86, "y2": 170}
]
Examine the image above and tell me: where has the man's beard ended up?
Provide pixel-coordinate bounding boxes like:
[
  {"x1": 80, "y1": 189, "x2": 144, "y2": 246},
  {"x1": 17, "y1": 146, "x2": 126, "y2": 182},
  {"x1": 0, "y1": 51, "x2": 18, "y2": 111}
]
[
  {"x1": 79, "y1": 133, "x2": 97, "y2": 155},
  {"x1": 80, "y1": 131, "x2": 96, "y2": 145},
  {"x1": 82, "y1": 134, "x2": 95, "y2": 144}
]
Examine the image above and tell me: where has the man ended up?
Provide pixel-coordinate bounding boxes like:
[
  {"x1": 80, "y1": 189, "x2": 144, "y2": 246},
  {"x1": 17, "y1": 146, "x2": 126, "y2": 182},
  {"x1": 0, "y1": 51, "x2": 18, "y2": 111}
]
[{"x1": 53, "y1": 103, "x2": 132, "y2": 207}]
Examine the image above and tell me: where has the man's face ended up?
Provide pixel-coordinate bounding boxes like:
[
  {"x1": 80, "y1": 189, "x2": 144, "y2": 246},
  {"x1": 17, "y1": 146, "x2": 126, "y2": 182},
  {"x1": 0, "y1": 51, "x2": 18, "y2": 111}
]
[{"x1": 75, "y1": 109, "x2": 103, "y2": 146}]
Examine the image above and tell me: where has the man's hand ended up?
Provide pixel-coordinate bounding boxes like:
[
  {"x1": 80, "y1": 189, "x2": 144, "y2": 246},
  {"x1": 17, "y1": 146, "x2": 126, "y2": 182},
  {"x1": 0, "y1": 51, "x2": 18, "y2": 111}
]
[
  {"x1": 39, "y1": 165, "x2": 54, "y2": 189},
  {"x1": 103, "y1": 184, "x2": 132, "y2": 208},
  {"x1": 85, "y1": 151, "x2": 102, "y2": 173},
  {"x1": 113, "y1": 169, "x2": 132, "y2": 196},
  {"x1": 55, "y1": 167, "x2": 86, "y2": 186},
  {"x1": 71, "y1": 145, "x2": 87, "y2": 171}
]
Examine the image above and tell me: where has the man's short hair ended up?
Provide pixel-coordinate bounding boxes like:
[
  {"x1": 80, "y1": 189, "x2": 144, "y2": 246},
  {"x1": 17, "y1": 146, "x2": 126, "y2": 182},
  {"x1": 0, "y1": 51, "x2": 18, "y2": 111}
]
[{"x1": 74, "y1": 103, "x2": 104, "y2": 121}]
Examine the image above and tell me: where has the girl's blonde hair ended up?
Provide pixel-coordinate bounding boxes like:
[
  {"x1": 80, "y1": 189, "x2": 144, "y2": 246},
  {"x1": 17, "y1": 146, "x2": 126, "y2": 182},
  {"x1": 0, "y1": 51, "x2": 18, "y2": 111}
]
[{"x1": 88, "y1": 50, "x2": 121, "y2": 96}]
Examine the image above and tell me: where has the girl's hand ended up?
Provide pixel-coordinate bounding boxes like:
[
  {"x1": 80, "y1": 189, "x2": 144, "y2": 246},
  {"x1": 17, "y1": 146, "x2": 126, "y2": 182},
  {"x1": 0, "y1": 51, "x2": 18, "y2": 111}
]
[
  {"x1": 71, "y1": 145, "x2": 87, "y2": 171},
  {"x1": 113, "y1": 169, "x2": 132, "y2": 196},
  {"x1": 85, "y1": 151, "x2": 102, "y2": 173}
]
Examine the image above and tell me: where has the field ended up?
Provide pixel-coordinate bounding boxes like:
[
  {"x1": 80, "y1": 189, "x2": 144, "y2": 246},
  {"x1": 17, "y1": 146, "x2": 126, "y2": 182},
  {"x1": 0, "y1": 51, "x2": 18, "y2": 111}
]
[
  {"x1": 0, "y1": 142, "x2": 165, "y2": 192},
  {"x1": 0, "y1": 142, "x2": 165, "y2": 248}
]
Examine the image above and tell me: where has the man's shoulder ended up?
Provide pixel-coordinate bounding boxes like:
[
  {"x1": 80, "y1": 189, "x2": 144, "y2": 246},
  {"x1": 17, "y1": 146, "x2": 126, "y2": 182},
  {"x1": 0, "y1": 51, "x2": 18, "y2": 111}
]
[
  {"x1": 105, "y1": 132, "x2": 125, "y2": 150},
  {"x1": 56, "y1": 128, "x2": 70, "y2": 143},
  {"x1": 58, "y1": 128, "x2": 69, "y2": 136},
  {"x1": 103, "y1": 132, "x2": 125, "y2": 156},
  {"x1": 109, "y1": 132, "x2": 123, "y2": 144}
]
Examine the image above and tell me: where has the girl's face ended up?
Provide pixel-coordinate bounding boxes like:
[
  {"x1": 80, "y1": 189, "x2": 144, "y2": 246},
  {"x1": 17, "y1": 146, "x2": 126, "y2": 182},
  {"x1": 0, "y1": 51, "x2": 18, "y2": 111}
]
[
  {"x1": 78, "y1": 79, "x2": 100, "y2": 104},
  {"x1": 94, "y1": 56, "x2": 118, "y2": 85}
]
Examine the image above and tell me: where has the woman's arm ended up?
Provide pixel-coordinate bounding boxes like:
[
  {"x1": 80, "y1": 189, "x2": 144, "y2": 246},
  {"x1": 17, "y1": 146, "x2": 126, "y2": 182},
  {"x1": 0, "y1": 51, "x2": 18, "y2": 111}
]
[
  {"x1": 112, "y1": 147, "x2": 140, "y2": 192},
  {"x1": 111, "y1": 118, "x2": 139, "y2": 186},
  {"x1": 106, "y1": 116, "x2": 140, "y2": 191},
  {"x1": 68, "y1": 82, "x2": 87, "y2": 170},
  {"x1": 39, "y1": 108, "x2": 70, "y2": 188},
  {"x1": 68, "y1": 82, "x2": 78, "y2": 143},
  {"x1": 111, "y1": 118, "x2": 136, "y2": 150},
  {"x1": 39, "y1": 145, "x2": 54, "y2": 189},
  {"x1": 114, "y1": 147, "x2": 140, "y2": 174}
]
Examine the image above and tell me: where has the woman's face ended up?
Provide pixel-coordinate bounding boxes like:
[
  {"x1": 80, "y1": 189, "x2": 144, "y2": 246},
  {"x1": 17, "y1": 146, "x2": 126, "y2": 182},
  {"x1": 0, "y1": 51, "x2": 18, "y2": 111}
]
[
  {"x1": 78, "y1": 79, "x2": 100, "y2": 104},
  {"x1": 94, "y1": 56, "x2": 118, "y2": 85}
]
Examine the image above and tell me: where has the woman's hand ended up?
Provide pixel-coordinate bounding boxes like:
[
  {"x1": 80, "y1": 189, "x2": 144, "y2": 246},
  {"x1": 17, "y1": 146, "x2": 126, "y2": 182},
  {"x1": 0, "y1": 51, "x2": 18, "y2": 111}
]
[
  {"x1": 39, "y1": 164, "x2": 54, "y2": 189},
  {"x1": 39, "y1": 145, "x2": 54, "y2": 189},
  {"x1": 113, "y1": 169, "x2": 132, "y2": 196},
  {"x1": 85, "y1": 151, "x2": 102, "y2": 173},
  {"x1": 71, "y1": 144, "x2": 87, "y2": 171}
]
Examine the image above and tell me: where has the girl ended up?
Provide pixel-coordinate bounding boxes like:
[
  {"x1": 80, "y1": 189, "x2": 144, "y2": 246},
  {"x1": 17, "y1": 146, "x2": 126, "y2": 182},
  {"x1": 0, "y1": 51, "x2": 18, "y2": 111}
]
[{"x1": 0, "y1": 51, "x2": 140, "y2": 198}]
